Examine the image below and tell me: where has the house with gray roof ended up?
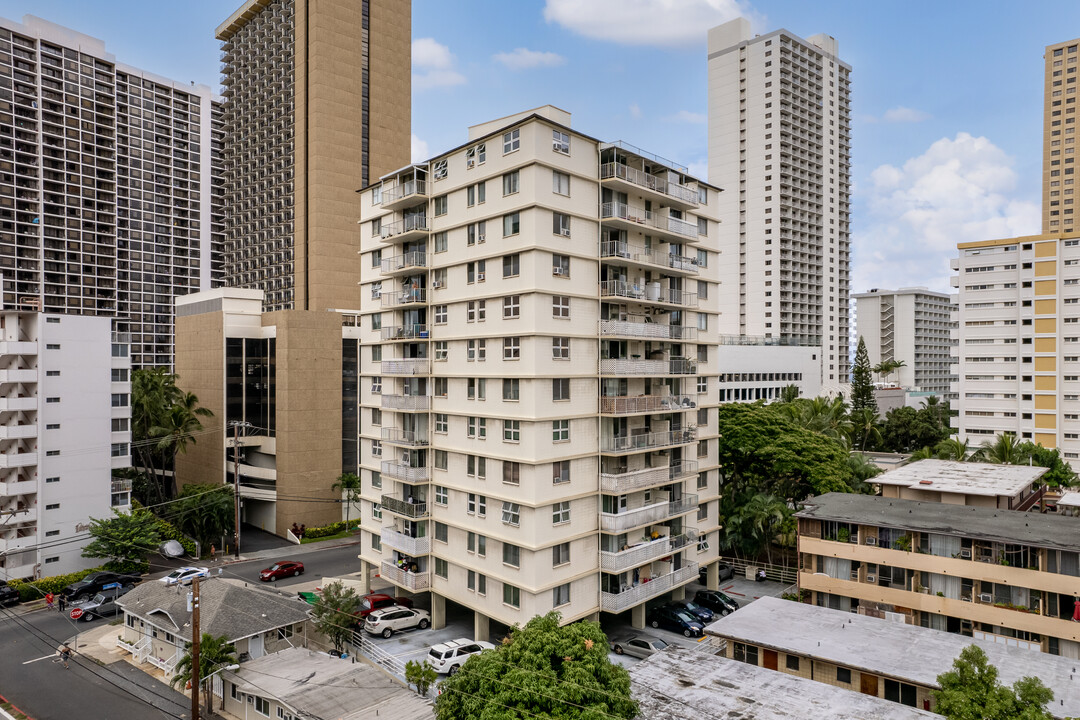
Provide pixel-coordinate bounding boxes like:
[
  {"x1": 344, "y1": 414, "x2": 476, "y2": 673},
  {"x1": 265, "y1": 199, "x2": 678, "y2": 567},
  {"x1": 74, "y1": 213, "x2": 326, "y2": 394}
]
[{"x1": 115, "y1": 578, "x2": 313, "y2": 678}]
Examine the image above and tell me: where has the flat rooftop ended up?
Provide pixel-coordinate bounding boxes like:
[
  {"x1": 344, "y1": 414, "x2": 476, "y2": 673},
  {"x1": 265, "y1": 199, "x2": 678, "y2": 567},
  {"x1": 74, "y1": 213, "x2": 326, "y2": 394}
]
[
  {"x1": 872, "y1": 459, "x2": 1047, "y2": 497},
  {"x1": 629, "y1": 645, "x2": 938, "y2": 719},
  {"x1": 798, "y1": 492, "x2": 1080, "y2": 552},
  {"x1": 705, "y1": 597, "x2": 1080, "y2": 719},
  {"x1": 1056, "y1": 491, "x2": 1080, "y2": 509}
]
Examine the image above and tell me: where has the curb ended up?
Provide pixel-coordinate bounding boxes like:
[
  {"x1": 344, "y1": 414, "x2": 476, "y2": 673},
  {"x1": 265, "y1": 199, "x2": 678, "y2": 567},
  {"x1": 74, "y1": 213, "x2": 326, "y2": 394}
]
[{"x1": 0, "y1": 693, "x2": 31, "y2": 720}]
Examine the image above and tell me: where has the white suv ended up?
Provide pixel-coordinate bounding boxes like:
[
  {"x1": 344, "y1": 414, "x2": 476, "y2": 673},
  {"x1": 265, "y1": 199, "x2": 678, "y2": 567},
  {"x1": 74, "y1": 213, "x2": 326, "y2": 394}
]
[
  {"x1": 427, "y1": 639, "x2": 495, "y2": 675},
  {"x1": 363, "y1": 606, "x2": 430, "y2": 638}
]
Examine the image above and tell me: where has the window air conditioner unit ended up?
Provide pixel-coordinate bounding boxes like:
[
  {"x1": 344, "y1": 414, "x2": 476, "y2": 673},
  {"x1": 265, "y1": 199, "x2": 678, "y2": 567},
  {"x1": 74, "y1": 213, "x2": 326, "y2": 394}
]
[
  {"x1": 477, "y1": 272, "x2": 485, "y2": 281},
  {"x1": 960, "y1": 549, "x2": 972, "y2": 559},
  {"x1": 552, "y1": 476, "x2": 561, "y2": 483},
  {"x1": 467, "y1": 159, "x2": 475, "y2": 169},
  {"x1": 559, "y1": 228, "x2": 571, "y2": 237},
  {"x1": 432, "y1": 281, "x2": 443, "y2": 289},
  {"x1": 850, "y1": 570, "x2": 859, "y2": 580},
  {"x1": 864, "y1": 537, "x2": 877, "y2": 546},
  {"x1": 978, "y1": 593, "x2": 992, "y2": 603},
  {"x1": 553, "y1": 267, "x2": 565, "y2": 276},
  {"x1": 866, "y1": 575, "x2": 876, "y2": 583},
  {"x1": 478, "y1": 235, "x2": 485, "y2": 243}
]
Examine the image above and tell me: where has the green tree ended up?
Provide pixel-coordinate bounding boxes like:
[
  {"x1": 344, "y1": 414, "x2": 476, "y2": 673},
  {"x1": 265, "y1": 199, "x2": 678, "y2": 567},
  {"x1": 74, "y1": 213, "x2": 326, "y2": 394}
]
[
  {"x1": 847, "y1": 453, "x2": 883, "y2": 492},
  {"x1": 332, "y1": 472, "x2": 362, "y2": 529},
  {"x1": 851, "y1": 337, "x2": 878, "y2": 414},
  {"x1": 311, "y1": 581, "x2": 362, "y2": 655},
  {"x1": 880, "y1": 406, "x2": 919, "y2": 452},
  {"x1": 81, "y1": 508, "x2": 162, "y2": 567},
  {"x1": 171, "y1": 633, "x2": 237, "y2": 714},
  {"x1": 779, "y1": 384, "x2": 801, "y2": 403},
  {"x1": 850, "y1": 407, "x2": 882, "y2": 452},
  {"x1": 729, "y1": 493, "x2": 790, "y2": 565},
  {"x1": 151, "y1": 391, "x2": 213, "y2": 499},
  {"x1": 405, "y1": 659, "x2": 438, "y2": 696},
  {"x1": 934, "y1": 438, "x2": 971, "y2": 462},
  {"x1": 780, "y1": 396, "x2": 853, "y2": 447},
  {"x1": 933, "y1": 645, "x2": 1053, "y2": 720},
  {"x1": 976, "y1": 432, "x2": 1027, "y2": 465},
  {"x1": 1017, "y1": 443, "x2": 1079, "y2": 491},
  {"x1": 434, "y1": 612, "x2": 638, "y2": 720},
  {"x1": 168, "y1": 484, "x2": 234, "y2": 552}
]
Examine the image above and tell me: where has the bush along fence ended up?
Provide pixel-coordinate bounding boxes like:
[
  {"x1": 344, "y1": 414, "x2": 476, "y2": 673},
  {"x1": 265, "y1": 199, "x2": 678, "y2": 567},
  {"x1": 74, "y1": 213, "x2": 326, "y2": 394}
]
[{"x1": 300, "y1": 518, "x2": 361, "y2": 541}]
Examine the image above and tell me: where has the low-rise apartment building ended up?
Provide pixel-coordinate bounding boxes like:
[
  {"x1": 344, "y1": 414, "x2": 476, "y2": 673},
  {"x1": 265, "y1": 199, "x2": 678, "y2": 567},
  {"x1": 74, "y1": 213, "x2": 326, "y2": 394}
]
[
  {"x1": 872, "y1": 458, "x2": 1048, "y2": 510},
  {"x1": 706, "y1": 596, "x2": 1080, "y2": 717},
  {"x1": 797, "y1": 492, "x2": 1080, "y2": 657},
  {"x1": 354, "y1": 106, "x2": 723, "y2": 633}
]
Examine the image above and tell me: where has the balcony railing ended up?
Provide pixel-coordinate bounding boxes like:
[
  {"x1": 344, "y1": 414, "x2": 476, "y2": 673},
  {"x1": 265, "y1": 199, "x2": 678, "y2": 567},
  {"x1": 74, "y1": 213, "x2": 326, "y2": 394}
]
[
  {"x1": 600, "y1": 461, "x2": 698, "y2": 493},
  {"x1": 380, "y1": 358, "x2": 430, "y2": 375},
  {"x1": 380, "y1": 460, "x2": 430, "y2": 482},
  {"x1": 598, "y1": 320, "x2": 697, "y2": 341},
  {"x1": 600, "y1": 357, "x2": 697, "y2": 375},
  {"x1": 600, "y1": 394, "x2": 696, "y2": 415},
  {"x1": 380, "y1": 495, "x2": 429, "y2": 519},
  {"x1": 381, "y1": 428, "x2": 428, "y2": 447},
  {"x1": 601, "y1": 533, "x2": 693, "y2": 573},
  {"x1": 599, "y1": 280, "x2": 698, "y2": 308},
  {"x1": 600, "y1": 495, "x2": 698, "y2": 532},
  {"x1": 379, "y1": 180, "x2": 427, "y2": 206},
  {"x1": 380, "y1": 527, "x2": 431, "y2": 556},
  {"x1": 600, "y1": 241, "x2": 700, "y2": 274},
  {"x1": 379, "y1": 561, "x2": 432, "y2": 592},
  {"x1": 599, "y1": 161, "x2": 699, "y2": 207},
  {"x1": 601, "y1": 428, "x2": 697, "y2": 454},
  {"x1": 381, "y1": 251, "x2": 427, "y2": 275},
  {"x1": 381, "y1": 289, "x2": 426, "y2": 308},
  {"x1": 381, "y1": 394, "x2": 430, "y2": 411},
  {"x1": 600, "y1": 563, "x2": 699, "y2": 613},
  {"x1": 381, "y1": 324, "x2": 429, "y2": 341},
  {"x1": 379, "y1": 215, "x2": 429, "y2": 240},
  {"x1": 600, "y1": 202, "x2": 698, "y2": 240}
]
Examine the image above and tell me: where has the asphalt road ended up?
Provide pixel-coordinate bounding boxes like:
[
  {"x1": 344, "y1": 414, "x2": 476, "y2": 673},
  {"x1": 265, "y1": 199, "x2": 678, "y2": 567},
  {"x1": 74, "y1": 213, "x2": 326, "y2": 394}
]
[{"x1": 212, "y1": 541, "x2": 363, "y2": 588}]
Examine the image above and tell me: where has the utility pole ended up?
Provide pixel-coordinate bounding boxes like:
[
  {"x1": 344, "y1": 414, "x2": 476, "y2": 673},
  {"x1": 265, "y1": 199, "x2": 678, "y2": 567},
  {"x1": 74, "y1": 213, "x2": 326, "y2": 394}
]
[
  {"x1": 190, "y1": 576, "x2": 201, "y2": 720},
  {"x1": 232, "y1": 421, "x2": 241, "y2": 559}
]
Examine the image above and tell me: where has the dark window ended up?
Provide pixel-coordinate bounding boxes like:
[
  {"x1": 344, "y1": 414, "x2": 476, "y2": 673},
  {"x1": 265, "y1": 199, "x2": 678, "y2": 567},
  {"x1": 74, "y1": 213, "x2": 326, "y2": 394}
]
[
  {"x1": 785, "y1": 654, "x2": 800, "y2": 671},
  {"x1": 836, "y1": 667, "x2": 851, "y2": 684}
]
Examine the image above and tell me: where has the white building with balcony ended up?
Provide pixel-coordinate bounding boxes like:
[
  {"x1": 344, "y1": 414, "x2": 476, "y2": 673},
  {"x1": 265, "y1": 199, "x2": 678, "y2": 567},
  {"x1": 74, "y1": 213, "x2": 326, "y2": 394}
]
[
  {"x1": 0, "y1": 308, "x2": 131, "y2": 580},
  {"x1": 355, "y1": 106, "x2": 723, "y2": 635}
]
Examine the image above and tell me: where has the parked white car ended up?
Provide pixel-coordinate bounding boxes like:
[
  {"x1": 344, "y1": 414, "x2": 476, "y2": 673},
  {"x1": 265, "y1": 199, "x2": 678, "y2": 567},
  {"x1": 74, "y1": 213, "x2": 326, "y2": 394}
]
[
  {"x1": 426, "y1": 638, "x2": 495, "y2": 675},
  {"x1": 158, "y1": 566, "x2": 210, "y2": 586},
  {"x1": 363, "y1": 606, "x2": 430, "y2": 638}
]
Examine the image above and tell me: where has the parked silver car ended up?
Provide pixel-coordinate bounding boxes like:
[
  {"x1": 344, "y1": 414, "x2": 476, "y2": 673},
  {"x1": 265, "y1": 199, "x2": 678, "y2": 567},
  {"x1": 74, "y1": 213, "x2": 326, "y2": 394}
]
[
  {"x1": 363, "y1": 606, "x2": 431, "y2": 638},
  {"x1": 71, "y1": 584, "x2": 133, "y2": 621},
  {"x1": 426, "y1": 639, "x2": 495, "y2": 675},
  {"x1": 609, "y1": 634, "x2": 670, "y2": 659}
]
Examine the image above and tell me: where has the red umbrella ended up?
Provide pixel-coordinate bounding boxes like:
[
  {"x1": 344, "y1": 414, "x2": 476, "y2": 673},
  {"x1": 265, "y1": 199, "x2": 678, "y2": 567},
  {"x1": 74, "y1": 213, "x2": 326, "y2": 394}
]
[{"x1": 1073, "y1": 599, "x2": 1080, "y2": 622}]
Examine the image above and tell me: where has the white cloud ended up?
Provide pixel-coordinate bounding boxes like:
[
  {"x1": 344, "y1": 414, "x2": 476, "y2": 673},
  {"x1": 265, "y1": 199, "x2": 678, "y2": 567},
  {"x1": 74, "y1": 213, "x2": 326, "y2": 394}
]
[
  {"x1": 493, "y1": 48, "x2": 566, "y2": 70},
  {"x1": 413, "y1": 38, "x2": 466, "y2": 90},
  {"x1": 543, "y1": 0, "x2": 759, "y2": 48},
  {"x1": 629, "y1": 103, "x2": 642, "y2": 119},
  {"x1": 665, "y1": 110, "x2": 707, "y2": 124},
  {"x1": 864, "y1": 106, "x2": 931, "y2": 124},
  {"x1": 411, "y1": 134, "x2": 429, "y2": 164},
  {"x1": 854, "y1": 132, "x2": 1040, "y2": 295}
]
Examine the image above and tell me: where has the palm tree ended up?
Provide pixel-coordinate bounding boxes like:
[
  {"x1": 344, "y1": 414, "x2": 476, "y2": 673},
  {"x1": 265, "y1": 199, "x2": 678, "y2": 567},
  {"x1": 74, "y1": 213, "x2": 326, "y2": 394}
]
[
  {"x1": 739, "y1": 493, "x2": 790, "y2": 566},
  {"x1": 150, "y1": 391, "x2": 213, "y2": 499},
  {"x1": 779, "y1": 384, "x2": 800, "y2": 403},
  {"x1": 171, "y1": 633, "x2": 237, "y2": 714},
  {"x1": 975, "y1": 432, "x2": 1027, "y2": 465},
  {"x1": 333, "y1": 472, "x2": 362, "y2": 529},
  {"x1": 850, "y1": 407, "x2": 882, "y2": 452},
  {"x1": 847, "y1": 453, "x2": 882, "y2": 493},
  {"x1": 934, "y1": 438, "x2": 970, "y2": 462},
  {"x1": 888, "y1": 360, "x2": 907, "y2": 384},
  {"x1": 909, "y1": 446, "x2": 936, "y2": 461}
]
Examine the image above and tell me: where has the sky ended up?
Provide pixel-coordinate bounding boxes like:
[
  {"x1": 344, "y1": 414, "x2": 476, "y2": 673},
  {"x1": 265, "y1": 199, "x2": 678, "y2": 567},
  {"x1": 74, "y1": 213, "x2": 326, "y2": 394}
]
[{"x1": 4, "y1": 0, "x2": 1080, "y2": 298}]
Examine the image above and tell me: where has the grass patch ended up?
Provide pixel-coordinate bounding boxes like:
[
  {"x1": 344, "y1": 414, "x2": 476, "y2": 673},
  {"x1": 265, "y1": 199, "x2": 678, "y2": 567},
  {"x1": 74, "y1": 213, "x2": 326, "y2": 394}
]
[
  {"x1": 300, "y1": 529, "x2": 356, "y2": 544},
  {"x1": 1, "y1": 700, "x2": 31, "y2": 720}
]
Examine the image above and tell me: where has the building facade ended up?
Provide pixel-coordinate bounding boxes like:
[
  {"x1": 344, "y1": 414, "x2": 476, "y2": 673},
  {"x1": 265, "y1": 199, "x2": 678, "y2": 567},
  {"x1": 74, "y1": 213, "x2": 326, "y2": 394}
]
[
  {"x1": 0, "y1": 307, "x2": 130, "y2": 580},
  {"x1": 951, "y1": 233, "x2": 1080, "y2": 461},
  {"x1": 354, "y1": 107, "x2": 724, "y2": 632},
  {"x1": 853, "y1": 287, "x2": 956, "y2": 395},
  {"x1": 1043, "y1": 37, "x2": 1080, "y2": 236},
  {"x1": 0, "y1": 15, "x2": 222, "y2": 368},
  {"x1": 217, "y1": 0, "x2": 411, "y2": 313},
  {"x1": 707, "y1": 18, "x2": 852, "y2": 387},
  {"x1": 797, "y1": 493, "x2": 1080, "y2": 658}
]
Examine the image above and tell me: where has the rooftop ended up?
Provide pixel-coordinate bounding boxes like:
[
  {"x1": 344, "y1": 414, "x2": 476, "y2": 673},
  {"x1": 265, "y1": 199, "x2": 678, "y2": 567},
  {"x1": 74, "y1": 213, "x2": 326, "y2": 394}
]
[
  {"x1": 705, "y1": 597, "x2": 1080, "y2": 719},
  {"x1": 223, "y1": 647, "x2": 432, "y2": 720},
  {"x1": 871, "y1": 459, "x2": 1047, "y2": 497},
  {"x1": 797, "y1": 493, "x2": 1080, "y2": 552},
  {"x1": 1056, "y1": 491, "x2": 1080, "y2": 509},
  {"x1": 629, "y1": 645, "x2": 937, "y2": 720}
]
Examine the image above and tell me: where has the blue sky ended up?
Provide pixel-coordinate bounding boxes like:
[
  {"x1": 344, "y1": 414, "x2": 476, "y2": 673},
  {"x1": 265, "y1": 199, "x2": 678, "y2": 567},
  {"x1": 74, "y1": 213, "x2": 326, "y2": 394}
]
[{"x1": 7, "y1": 0, "x2": 1080, "y2": 296}]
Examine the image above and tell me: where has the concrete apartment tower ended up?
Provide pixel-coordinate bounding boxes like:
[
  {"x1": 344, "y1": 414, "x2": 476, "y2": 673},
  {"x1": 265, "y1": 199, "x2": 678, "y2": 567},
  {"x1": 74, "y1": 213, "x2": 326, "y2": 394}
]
[
  {"x1": 354, "y1": 107, "x2": 724, "y2": 633},
  {"x1": 0, "y1": 15, "x2": 223, "y2": 368},
  {"x1": 853, "y1": 287, "x2": 956, "y2": 395},
  {"x1": 707, "y1": 18, "x2": 852, "y2": 389},
  {"x1": 1043, "y1": 38, "x2": 1080, "y2": 236},
  {"x1": 174, "y1": 0, "x2": 411, "y2": 535}
]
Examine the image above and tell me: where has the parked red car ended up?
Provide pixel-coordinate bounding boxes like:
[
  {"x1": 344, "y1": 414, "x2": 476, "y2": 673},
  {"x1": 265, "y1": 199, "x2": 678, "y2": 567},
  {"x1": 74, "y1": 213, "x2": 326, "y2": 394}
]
[
  {"x1": 357, "y1": 593, "x2": 413, "y2": 619},
  {"x1": 259, "y1": 561, "x2": 305, "y2": 581}
]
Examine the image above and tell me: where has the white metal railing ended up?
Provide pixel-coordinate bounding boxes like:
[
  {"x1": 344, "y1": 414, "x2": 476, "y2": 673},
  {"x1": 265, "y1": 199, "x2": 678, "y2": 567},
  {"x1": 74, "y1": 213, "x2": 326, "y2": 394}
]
[
  {"x1": 380, "y1": 460, "x2": 430, "y2": 482},
  {"x1": 599, "y1": 280, "x2": 698, "y2": 308},
  {"x1": 380, "y1": 495, "x2": 430, "y2": 519},
  {"x1": 600, "y1": 564, "x2": 699, "y2": 613},
  {"x1": 381, "y1": 251, "x2": 427, "y2": 274},
  {"x1": 665, "y1": 181, "x2": 698, "y2": 205},
  {"x1": 381, "y1": 527, "x2": 431, "y2": 555},
  {"x1": 598, "y1": 319, "x2": 697, "y2": 341},
  {"x1": 599, "y1": 461, "x2": 697, "y2": 493},
  {"x1": 600, "y1": 161, "x2": 667, "y2": 194},
  {"x1": 599, "y1": 357, "x2": 697, "y2": 375},
  {"x1": 379, "y1": 179, "x2": 426, "y2": 205},
  {"x1": 381, "y1": 324, "x2": 429, "y2": 341},
  {"x1": 600, "y1": 495, "x2": 699, "y2": 532},
  {"x1": 380, "y1": 428, "x2": 428, "y2": 446},
  {"x1": 380, "y1": 394, "x2": 430, "y2": 411},
  {"x1": 600, "y1": 202, "x2": 698, "y2": 239},
  {"x1": 601, "y1": 533, "x2": 692, "y2": 573},
  {"x1": 600, "y1": 394, "x2": 696, "y2": 415},
  {"x1": 381, "y1": 288, "x2": 426, "y2": 308},
  {"x1": 601, "y1": 428, "x2": 697, "y2": 453},
  {"x1": 380, "y1": 358, "x2": 430, "y2": 375},
  {"x1": 380, "y1": 561, "x2": 432, "y2": 591},
  {"x1": 379, "y1": 215, "x2": 429, "y2": 239}
]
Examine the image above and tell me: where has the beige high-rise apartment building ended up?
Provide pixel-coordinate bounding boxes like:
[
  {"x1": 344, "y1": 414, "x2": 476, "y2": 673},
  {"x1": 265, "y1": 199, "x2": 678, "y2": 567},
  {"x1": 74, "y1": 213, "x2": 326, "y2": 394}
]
[
  {"x1": 217, "y1": 0, "x2": 411, "y2": 313},
  {"x1": 1042, "y1": 38, "x2": 1080, "y2": 236},
  {"x1": 354, "y1": 107, "x2": 724, "y2": 632},
  {"x1": 707, "y1": 18, "x2": 852, "y2": 388}
]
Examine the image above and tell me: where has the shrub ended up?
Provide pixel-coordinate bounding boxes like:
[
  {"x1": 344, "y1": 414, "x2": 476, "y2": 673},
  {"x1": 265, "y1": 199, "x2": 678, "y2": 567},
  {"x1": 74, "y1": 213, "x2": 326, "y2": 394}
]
[
  {"x1": 302, "y1": 518, "x2": 361, "y2": 539},
  {"x1": 154, "y1": 515, "x2": 197, "y2": 555}
]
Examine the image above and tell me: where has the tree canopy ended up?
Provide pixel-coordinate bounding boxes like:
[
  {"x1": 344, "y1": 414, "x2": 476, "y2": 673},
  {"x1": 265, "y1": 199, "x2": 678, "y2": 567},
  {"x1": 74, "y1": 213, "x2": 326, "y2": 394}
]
[
  {"x1": 933, "y1": 645, "x2": 1053, "y2": 720},
  {"x1": 81, "y1": 508, "x2": 161, "y2": 567},
  {"x1": 850, "y1": 336, "x2": 877, "y2": 414},
  {"x1": 171, "y1": 633, "x2": 237, "y2": 714},
  {"x1": 166, "y1": 484, "x2": 234, "y2": 551},
  {"x1": 310, "y1": 581, "x2": 362, "y2": 654},
  {"x1": 434, "y1": 612, "x2": 638, "y2": 720}
]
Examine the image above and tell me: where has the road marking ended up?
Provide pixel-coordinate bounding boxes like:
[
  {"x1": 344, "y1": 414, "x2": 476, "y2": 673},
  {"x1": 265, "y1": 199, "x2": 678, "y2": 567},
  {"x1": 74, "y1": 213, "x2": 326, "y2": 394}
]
[{"x1": 23, "y1": 654, "x2": 56, "y2": 665}]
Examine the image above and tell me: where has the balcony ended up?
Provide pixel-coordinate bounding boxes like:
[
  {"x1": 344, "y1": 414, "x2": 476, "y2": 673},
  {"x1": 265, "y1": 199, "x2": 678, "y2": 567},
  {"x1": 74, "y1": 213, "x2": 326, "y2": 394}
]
[
  {"x1": 0, "y1": 342, "x2": 37, "y2": 356},
  {"x1": 381, "y1": 428, "x2": 428, "y2": 447},
  {"x1": 0, "y1": 506, "x2": 36, "y2": 524},
  {"x1": 600, "y1": 563, "x2": 699, "y2": 613},
  {"x1": 380, "y1": 358, "x2": 430, "y2": 376},
  {"x1": 601, "y1": 428, "x2": 697, "y2": 454},
  {"x1": 601, "y1": 533, "x2": 693, "y2": 573},
  {"x1": 600, "y1": 357, "x2": 697, "y2": 376},
  {"x1": 599, "y1": 161, "x2": 699, "y2": 210},
  {"x1": 600, "y1": 394, "x2": 696, "y2": 415},
  {"x1": 380, "y1": 251, "x2": 427, "y2": 277},
  {"x1": 0, "y1": 397, "x2": 36, "y2": 412},
  {"x1": 379, "y1": 561, "x2": 432, "y2": 592},
  {"x1": 600, "y1": 495, "x2": 698, "y2": 532},
  {"x1": 0, "y1": 369, "x2": 36, "y2": 385},
  {"x1": 380, "y1": 527, "x2": 431, "y2": 556},
  {"x1": 0, "y1": 532, "x2": 37, "y2": 554},
  {"x1": 600, "y1": 241, "x2": 699, "y2": 275},
  {"x1": 0, "y1": 424, "x2": 36, "y2": 440},
  {"x1": 0, "y1": 478, "x2": 35, "y2": 496},
  {"x1": 380, "y1": 494, "x2": 429, "y2": 519},
  {"x1": 378, "y1": 180, "x2": 427, "y2": 211},
  {"x1": 379, "y1": 215, "x2": 429, "y2": 244},
  {"x1": 381, "y1": 288, "x2": 427, "y2": 308},
  {"x1": 600, "y1": 280, "x2": 698, "y2": 308},
  {"x1": 381, "y1": 394, "x2": 430, "y2": 411},
  {"x1": 0, "y1": 450, "x2": 36, "y2": 469},
  {"x1": 600, "y1": 461, "x2": 697, "y2": 493},
  {"x1": 381, "y1": 324, "x2": 429, "y2": 342},
  {"x1": 600, "y1": 202, "x2": 699, "y2": 242},
  {"x1": 599, "y1": 320, "x2": 697, "y2": 341},
  {"x1": 380, "y1": 460, "x2": 430, "y2": 482}
]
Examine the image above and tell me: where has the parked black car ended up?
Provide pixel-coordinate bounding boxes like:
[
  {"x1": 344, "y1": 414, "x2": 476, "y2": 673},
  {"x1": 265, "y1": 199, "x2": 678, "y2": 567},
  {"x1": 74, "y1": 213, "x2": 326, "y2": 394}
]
[
  {"x1": 664, "y1": 599, "x2": 715, "y2": 624},
  {"x1": 62, "y1": 571, "x2": 129, "y2": 601},
  {"x1": 646, "y1": 605, "x2": 704, "y2": 637},
  {"x1": 70, "y1": 584, "x2": 134, "y2": 621},
  {"x1": 694, "y1": 589, "x2": 740, "y2": 616},
  {"x1": 698, "y1": 562, "x2": 735, "y2": 584},
  {"x1": 0, "y1": 580, "x2": 19, "y2": 607}
]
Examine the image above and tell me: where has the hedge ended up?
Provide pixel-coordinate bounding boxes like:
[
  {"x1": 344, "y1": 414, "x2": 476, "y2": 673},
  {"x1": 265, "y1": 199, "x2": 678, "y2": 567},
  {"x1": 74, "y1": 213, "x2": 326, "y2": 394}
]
[
  {"x1": 6, "y1": 559, "x2": 147, "y2": 603},
  {"x1": 302, "y1": 518, "x2": 361, "y2": 539}
]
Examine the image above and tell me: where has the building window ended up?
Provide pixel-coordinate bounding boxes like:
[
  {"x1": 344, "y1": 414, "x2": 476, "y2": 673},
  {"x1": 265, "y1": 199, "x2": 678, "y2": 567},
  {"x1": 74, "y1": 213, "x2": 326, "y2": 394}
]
[
  {"x1": 552, "y1": 419, "x2": 569, "y2": 442},
  {"x1": 433, "y1": 159, "x2": 447, "y2": 179},
  {"x1": 111, "y1": 394, "x2": 127, "y2": 407},
  {"x1": 435, "y1": 558, "x2": 448, "y2": 578},
  {"x1": 552, "y1": 130, "x2": 570, "y2": 154},
  {"x1": 552, "y1": 501, "x2": 570, "y2": 524},
  {"x1": 503, "y1": 253, "x2": 520, "y2": 277},
  {"x1": 502, "y1": 543, "x2": 521, "y2": 567},
  {"x1": 503, "y1": 295, "x2": 521, "y2": 319},
  {"x1": 434, "y1": 195, "x2": 448, "y2": 216},
  {"x1": 434, "y1": 231, "x2": 448, "y2": 253},
  {"x1": 502, "y1": 170, "x2": 519, "y2": 195},
  {"x1": 435, "y1": 485, "x2": 448, "y2": 505},
  {"x1": 371, "y1": 471, "x2": 382, "y2": 489},
  {"x1": 111, "y1": 368, "x2": 128, "y2": 382},
  {"x1": 371, "y1": 313, "x2": 382, "y2": 331},
  {"x1": 503, "y1": 213, "x2": 520, "y2": 237},
  {"x1": 552, "y1": 542, "x2": 570, "y2": 566},
  {"x1": 467, "y1": 378, "x2": 486, "y2": 400},
  {"x1": 733, "y1": 642, "x2": 758, "y2": 666},
  {"x1": 552, "y1": 254, "x2": 570, "y2": 277},
  {"x1": 698, "y1": 186, "x2": 708, "y2": 204},
  {"x1": 503, "y1": 583, "x2": 521, "y2": 608},
  {"x1": 503, "y1": 420, "x2": 521, "y2": 442},
  {"x1": 552, "y1": 337, "x2": 570, "y2": 360},
  {"x1": 552, "y1": 460, "x2": 570, "y2": 484},
  {"x1": 371, "y1": 376, "x2": 382, "y2": 393},
  {"x1": 884, "y1": 679, "x2": 918, "y2": 707},
  {"x1": 503, "y1": 379, "x2": 519, "y2": 401},
  {"x1": 47, "y1": 397, "x2": 61, "y2": 404},
  {"x1": 504, "y1": 337, "x2": 521, "y2": 360},
  {"x1": 786, "y1": 655, "x2": 800, "y2": 671},
  {"x1": 433, "y1": 305, "x2": 448, "y2": 324},
  {"x1": 552, "y1": 378, "x2": 570, "y2": 401},
  {"x1": 435, "y1": 341, "x2": 448, "y2": 361},
  {"x1": 503, "y1": 129, "x2": 520, "y2": 154},
  {"x1": 371, "y1": 408, "x2": 382, "y2": 426},
  {"x1": 111, "y1": 443, "x2": 129, "y2": 457},
  {"x1": 371, "y1": 440, "x2": 382, "y2": 458},
  {"x1": 697, "y1": 217, "x2": 708, "y2": 236},
  {"x1": 435, "y1": 414, "x2": 448, "y2": 434},
  {"x1": 46, "y1": 503, "x2": 60, "y2": 510},
  {"x1": 552, "y1": 170, "x2": 570, "y2": 195},
  {"x1": 502, "y1": 501, "x2": 520, "y2": 526},
  {"x1": 697, "y1": 376, "x2": 708, "y2": 393},
  {"x1": 552, "y1": 295, "x2": 570, "y2": 318},
  {"x1": 503, "y1": 461, "x2": 520, "y2": 485},
  {"x1": 371, "y1": 503, "x2": 382, "y2": 520},
  {"x1": 836, "y1": 667, "x2": 852, "y2": 684},
  {"x1": 371, "y1": 533, "x2": 382, "y2": 551},
  {"x1": 697, "y1": 249, "x2": 708, "y2": 268},
  {"x1": 553, "y1": 583, "x2": 571, "y2": 607}
]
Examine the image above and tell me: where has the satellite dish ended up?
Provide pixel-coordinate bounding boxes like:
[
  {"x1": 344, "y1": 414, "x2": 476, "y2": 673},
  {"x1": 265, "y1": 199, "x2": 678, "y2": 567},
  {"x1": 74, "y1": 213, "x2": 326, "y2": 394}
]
[{"x1": 159, "y1": 539, "x2": 185, "y2": 558}]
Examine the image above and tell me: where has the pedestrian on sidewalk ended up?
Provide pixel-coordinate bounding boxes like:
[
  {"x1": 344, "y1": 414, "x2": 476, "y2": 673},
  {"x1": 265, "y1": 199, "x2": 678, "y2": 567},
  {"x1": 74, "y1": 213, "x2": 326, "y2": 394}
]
[
  {"x1": 210, "y1": 544, "x2": 216, "y2": 562},
  {"x1": 45, "y1": 592, "x2": 54, "y2": 611},
  {"x1": 57, "y1": 594, "x2": 66, "y2": 613}
]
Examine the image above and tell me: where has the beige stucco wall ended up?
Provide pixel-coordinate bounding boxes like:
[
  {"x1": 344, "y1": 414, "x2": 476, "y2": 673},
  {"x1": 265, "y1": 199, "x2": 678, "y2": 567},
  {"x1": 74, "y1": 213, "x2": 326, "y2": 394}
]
[{"x1": 174, "y1": 310, "x2": 227, "y2": 490}]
